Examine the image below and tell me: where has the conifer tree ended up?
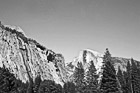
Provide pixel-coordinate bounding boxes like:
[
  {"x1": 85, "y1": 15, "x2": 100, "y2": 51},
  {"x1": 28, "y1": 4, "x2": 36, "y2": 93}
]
[
  {"x1": 85, "y1": 60, "x2": 98, "y2": 93},
  {"x1": 83, "y1": 50, "x2": 87, "y2": 63},
  {"x1": 99, "y1": 48, "x2": 121, "y2": 93},
  {"x1": 123, "y1": 71, "x2": 128, "y2": 93},
  {"x1": 125, "y1": 61, "x2": 132, "y2": 93},
  {"x1": 33, "y1": 75, "x2": 42, "y2": 93},
  {"x1": 73, "y1": 62, "x2": 85, "y2": 93},
  {"x1": 38, "y1": 80, "x2": 62, "y2": 93},
  {"x1": 0, "y1": 67, "x2": 28, "y2": 93},
  {"x1": 117, "y1": 66, "x2": 126, "y2": 93},
  {"x1": 0, "y1": 67, "x2": 17, "y2": 93},
  {"x1": 131, "y1": 58, "x2": 140, "y2": 93},
  {"x1": 63, "y1": 82, "x2": 76, "y2": 93}
]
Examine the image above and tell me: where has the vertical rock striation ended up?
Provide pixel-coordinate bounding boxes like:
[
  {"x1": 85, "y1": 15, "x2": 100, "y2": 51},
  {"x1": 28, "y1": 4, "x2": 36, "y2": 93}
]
[
  {"x1": 0, "y1": 22, "x2": 139, "y2": 87},
  {"x1": 0, "y1": 22, "x2": 67, "y2": 86}
]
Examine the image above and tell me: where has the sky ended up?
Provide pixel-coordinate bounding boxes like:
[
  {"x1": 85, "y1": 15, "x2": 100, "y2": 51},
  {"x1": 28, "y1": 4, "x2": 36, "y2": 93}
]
[{"x1": 0, "y1": 0, "x2": 140, "y2": 62}]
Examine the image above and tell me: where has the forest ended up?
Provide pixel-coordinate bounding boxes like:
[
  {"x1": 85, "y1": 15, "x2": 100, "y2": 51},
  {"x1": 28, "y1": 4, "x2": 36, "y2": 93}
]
[{"x1": 0, "y1": 49, "x2": 140, "y2": 93}]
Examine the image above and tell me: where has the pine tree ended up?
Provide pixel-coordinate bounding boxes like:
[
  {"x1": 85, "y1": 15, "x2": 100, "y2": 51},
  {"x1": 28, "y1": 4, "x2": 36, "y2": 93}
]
[
  {"x1": 73, "y1": 62, "x2": 85, "y2": 93},
  {"x1": 131, "y1": 58, "x2": 140, "y2": 93},
  {"x1": 0, "y1": 67, "x2": 28, "y2": 93},
  {"x1": 38, "y1": 80, "x2": 62, "y2": 93},
  {"x1": 63, "y1": 82, "x2": 76, "y2": 93},
  {"x1": 85, "y1": 61, "x2": 98, "y2": 93},
  {"x1": 0, "y1": 67, "x2": 16, "y2": 93},
  {"x1": 99, "y1": 48, "x2": 121, "y2": 93},
  {"x1": 117, "y1": 66, "x2": 126, "y2": 93},
  {"x1": 125, "y1": 61, "x2": 132, "y2": 93},
  {"x1": 123, "y1": 71, "x2": 128, "y2": 93},
  {"x1": 33, "y1": 75, "x2": 42, "y2": 93},
  {"x1": 136, "y1": 67, "x2": 140, "y2": 93},
  {"x1": 83, "y1": 50, "x2": 87, "y2": 63}
]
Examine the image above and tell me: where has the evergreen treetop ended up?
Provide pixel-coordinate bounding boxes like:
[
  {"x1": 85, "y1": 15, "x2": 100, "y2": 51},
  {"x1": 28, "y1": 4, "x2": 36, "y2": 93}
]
[
  {"x1": 99, "y1": 49, "x2": 121, "y2": 93},
  {"x1": 86, "y1": 61, "x2": 98, "y2": 93}
]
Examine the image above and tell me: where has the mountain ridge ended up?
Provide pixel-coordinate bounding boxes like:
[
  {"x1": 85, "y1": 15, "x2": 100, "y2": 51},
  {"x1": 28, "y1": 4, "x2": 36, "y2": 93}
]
[
  {"x1": 0, "y1": 22, "x2": 140, "y2": 87},
  {"x1": 0, "y1": 22, "x2": 68, "y2": 86}
]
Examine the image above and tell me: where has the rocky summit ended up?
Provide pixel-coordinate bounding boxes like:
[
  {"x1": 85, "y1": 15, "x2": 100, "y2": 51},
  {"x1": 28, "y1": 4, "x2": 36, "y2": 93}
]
[
  {"x1": 0, "y1": 22, "x2": 68, "y2": 86},
  {"x1": 0, "y1": 22, "x2": 140, "y2": 88}
]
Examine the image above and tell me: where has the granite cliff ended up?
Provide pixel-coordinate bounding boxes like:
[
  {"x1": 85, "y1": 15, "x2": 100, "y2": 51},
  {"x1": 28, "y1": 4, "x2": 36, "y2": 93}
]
[
  {"x1": 0, "y1": 22, "x2": 139, "y2": 87},
  {"x1": 0, "y1": 22, "x2": 68, "y2": 86}
]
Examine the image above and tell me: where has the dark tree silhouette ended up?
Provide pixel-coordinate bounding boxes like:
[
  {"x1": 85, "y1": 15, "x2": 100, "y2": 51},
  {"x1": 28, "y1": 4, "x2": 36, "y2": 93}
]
[
  {"x1": 33, "y1": 75, "x2": 42, "y2": 93},
  {"x1": 63, "y1": 82, "x2": 76, "y2": 93},
  {"x1": 83, "y1": 50, "x2": 87, "y2": 63},
  {"x1": 117, "y1": 66, "x2": 126, "y2": 93},
  {"x1": 0, "y1": 67, "x2": 28, "y2": 93},
  {"x1": 38, "y1": 80, "x2": 62, "y2": 93},
  {"x1": 0, "y1": 67, "x2": 17, "y2": 93},
  {"x1": 124, "y1": 61, "x2": 132, "y2": 93},
  {"x1": 131, "y1": 58, "x2": 140, "y2": 93},
  {"x1": 73, "y1": 62, "x2": 85, "y2": 93},
  {"x1": 99, "y1": 48, "x2": 121, "y2": 93},
  {"x1": 85, "y1": 61, "x2": 98, "y2": 93}
]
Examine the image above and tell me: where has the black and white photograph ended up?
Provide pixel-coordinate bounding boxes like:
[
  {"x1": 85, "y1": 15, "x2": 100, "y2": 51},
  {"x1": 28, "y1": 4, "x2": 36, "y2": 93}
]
[{"x1": 0, "y1": 0, "x2": 140, "y2": 93}]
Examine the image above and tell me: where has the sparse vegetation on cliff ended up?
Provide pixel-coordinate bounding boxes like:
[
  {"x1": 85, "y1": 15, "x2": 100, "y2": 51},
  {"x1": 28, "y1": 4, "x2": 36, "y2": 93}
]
[{"x1": 0, "y1": 22, "x2": 46, "y2": 51}]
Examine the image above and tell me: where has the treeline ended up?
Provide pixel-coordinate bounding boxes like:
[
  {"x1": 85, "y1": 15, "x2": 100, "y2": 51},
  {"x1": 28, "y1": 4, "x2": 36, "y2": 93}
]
[
  {"x1": 0, "y1": 23, "x2": 46, "y2": 50},
  {"x1": 117, "y1": 56, "x2": 140, "y2": 93},
  {"x1": 0, "y1": 49, "x2": 140, "y2": 93}
]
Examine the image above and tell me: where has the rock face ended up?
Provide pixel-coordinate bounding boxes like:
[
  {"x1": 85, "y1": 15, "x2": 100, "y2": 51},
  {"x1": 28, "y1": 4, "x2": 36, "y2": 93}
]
[
  {"x1": 67, "y1": 49, "x2": 103, "y2": 74},
  {"x1": 0, "y1": 23, "x2": 68, "y2": 86},
  {"x1": 0, "y1": 22, "x2": 139, "y2": 86},
  {"x1": 67, "y1": 49, "x2": 140, "y2": 81}
]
